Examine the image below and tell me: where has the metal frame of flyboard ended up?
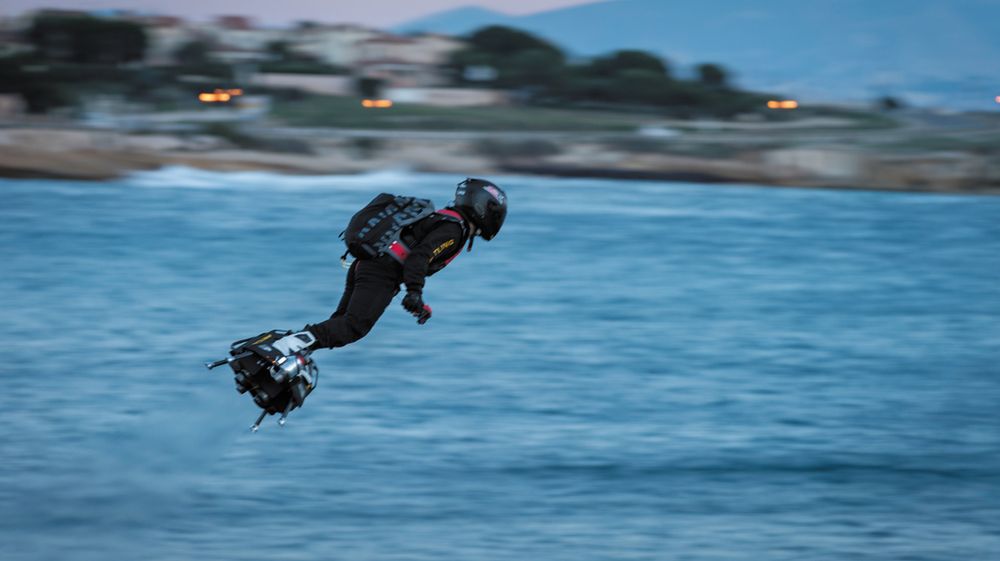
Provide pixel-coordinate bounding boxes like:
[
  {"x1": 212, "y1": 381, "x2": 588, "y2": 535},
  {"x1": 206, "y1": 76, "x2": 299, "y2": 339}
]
[{"x1": 205, "y1": 330, "x2": 319, "y2": 432}]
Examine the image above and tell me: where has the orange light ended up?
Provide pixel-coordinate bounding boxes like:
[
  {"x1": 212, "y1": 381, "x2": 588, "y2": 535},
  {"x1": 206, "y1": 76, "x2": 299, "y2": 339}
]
[
  {"x1": 361, "y1": 99, "x2": 393, "y2": 109},
  {"x1": 995, "y1": 95, "x2": 1000, "y2": 104},
  {"x1": 199, "y1": 89, "x2": 237, "y2": 103},
  {"x1": 767, "y1": 99, "x2": 799, "y2": 110},
  {"x1": 227, "y1": 88, "x2": 243, "y2": 96}
]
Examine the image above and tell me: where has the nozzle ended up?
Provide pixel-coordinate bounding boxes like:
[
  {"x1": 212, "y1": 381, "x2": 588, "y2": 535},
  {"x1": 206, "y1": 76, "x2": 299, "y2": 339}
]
[
  {"x1": 205, "y1": 358, "x2": 229, "y2": 370},
  {"x1": 278, "y1": 401, "x2": 294, "y2": 427},
  {"x1": 205, "y1": 351, "x2": 253, "y2": 370},
  {"x1": 250, "y1": 410, "x2": 267, "y2": 433}
]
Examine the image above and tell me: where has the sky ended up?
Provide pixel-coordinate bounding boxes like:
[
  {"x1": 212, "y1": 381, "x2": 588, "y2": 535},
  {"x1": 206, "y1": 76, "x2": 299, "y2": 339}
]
[{"x1": 2, "y1": 0, "x2": 600, "y2": 28}]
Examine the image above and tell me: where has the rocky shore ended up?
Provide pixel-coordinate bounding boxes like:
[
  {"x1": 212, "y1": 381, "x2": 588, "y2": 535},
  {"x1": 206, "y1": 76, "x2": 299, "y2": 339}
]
[{"x1": 2, "y1": 123, "x2": 998, "y2": 194}]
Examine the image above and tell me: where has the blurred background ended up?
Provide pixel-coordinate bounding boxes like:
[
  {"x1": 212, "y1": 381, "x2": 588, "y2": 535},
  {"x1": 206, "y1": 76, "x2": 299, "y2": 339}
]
[
  {"x1": 0, "y1": 0, "x2": 999, "y2": 188},
  {"x1": 1, "y1": 2, "x2": 999, "y2": 561}
]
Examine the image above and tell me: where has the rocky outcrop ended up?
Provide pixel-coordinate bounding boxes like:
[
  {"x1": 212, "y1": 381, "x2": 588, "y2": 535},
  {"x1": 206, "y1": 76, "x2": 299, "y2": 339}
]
[{"x1": 1, "y1": 126, "x2": 997, "y2": 194}]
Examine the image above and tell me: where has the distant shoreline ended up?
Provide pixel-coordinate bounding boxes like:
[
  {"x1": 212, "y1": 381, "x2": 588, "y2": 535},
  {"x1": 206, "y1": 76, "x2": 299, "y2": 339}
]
[{"x1": 1, "y1": 125, "x2": 998, "y2": 195}]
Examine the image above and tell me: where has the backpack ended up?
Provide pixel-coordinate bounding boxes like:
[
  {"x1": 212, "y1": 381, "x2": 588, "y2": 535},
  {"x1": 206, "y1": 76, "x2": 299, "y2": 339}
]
[{"x1": 340, "y1": 193, "x2": 437, "y2": 262}]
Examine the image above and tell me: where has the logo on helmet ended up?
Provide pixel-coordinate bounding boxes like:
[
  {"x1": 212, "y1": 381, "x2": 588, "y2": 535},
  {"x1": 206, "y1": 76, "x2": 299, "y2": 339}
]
[{"x1": 484, "y1": 185, "x2": 505, "y2": 203}]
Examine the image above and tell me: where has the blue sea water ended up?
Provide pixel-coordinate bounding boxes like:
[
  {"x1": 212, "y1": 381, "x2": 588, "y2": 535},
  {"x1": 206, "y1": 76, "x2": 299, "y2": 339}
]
[{"x1": 1, "y1": 169, "x2": 998, "y2": 561}]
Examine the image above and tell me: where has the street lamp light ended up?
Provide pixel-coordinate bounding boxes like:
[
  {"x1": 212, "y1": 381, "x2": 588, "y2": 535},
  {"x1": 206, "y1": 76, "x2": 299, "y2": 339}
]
[{"x1": 767, "y1": 100, "x2": 799, "y2": 110}]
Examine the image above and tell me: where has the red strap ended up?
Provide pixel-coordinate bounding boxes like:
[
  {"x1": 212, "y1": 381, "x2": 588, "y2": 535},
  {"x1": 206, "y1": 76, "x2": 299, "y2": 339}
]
[
  {"x1": 437, "y1": 209, "x2": 463, "y2": 221},
  {"x1": 387, "y1": 240, "x2": 410, "y2": 263},
  {"x1": 389, "y1": 211, "x2": 465, "y2": 266},
  {"x1": 436, "y1": 209, "x2": 466, "y2": 265}
]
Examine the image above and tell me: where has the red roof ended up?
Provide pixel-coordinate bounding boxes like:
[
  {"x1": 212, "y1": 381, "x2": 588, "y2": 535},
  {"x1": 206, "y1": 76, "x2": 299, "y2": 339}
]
[
  {"x1": 144, "y1": 16, "x2": 184, "y2": 28},
  {"x1": 215, "y1": 15, "x2": 253, "y2": 30}
]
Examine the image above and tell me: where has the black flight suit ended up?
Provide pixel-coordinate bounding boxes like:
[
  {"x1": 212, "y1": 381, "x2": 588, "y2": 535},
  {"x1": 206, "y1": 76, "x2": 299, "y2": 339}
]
[{"x1": 306, "y1": 212, "x2": 468, "y2": 349}]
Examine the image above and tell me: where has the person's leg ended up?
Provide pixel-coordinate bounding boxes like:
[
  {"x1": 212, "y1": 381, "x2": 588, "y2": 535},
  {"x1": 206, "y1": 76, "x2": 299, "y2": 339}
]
[
  {"x1": 330, "y1": 260, "x2": 359, "y2": 319},
  {"x1": 308, "y1": 260, "x2": 400, "y2": 348}
]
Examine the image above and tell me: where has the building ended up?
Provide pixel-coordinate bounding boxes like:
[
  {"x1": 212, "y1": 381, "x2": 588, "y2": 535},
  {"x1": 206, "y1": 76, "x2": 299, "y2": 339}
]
[
  {"x1": 355, "y1": 33, "x2": 465, "y2": 87},
  {"x1": 200, "y1": 16, "x2": 285, "y2": 59},
  {"x1": 400, "y1": 33, "x2": 466, "y2": 66},
  {"x1": 138, "y1": 16, "x2": 195, "y2": 65},
  {"x1": 290, "y1": 24, "x2": 380, "y2": 68},
  {"x1": 355, "y1": 34, "x2": 464, "y2": 67}
]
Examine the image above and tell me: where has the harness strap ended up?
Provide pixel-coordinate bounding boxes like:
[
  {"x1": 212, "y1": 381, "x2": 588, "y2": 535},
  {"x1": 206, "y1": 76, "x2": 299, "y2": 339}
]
[
  {"x1": 435, "y1": 209, "x2": 466, "y2": 265},
  {"x1": 386, "y1": 209, "x2": 466, "y2": 266},
  {"x1": 387, "y1": 240, "x2": 411, "y2": 264},
  {"x1": 437, "y1": 208, "x2": 463, "y2": 222}
]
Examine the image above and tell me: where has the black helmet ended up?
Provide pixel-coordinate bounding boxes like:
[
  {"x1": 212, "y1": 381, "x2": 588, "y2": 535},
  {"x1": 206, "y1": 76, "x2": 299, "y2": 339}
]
[{"x1": 454, "y1": 178, "x2": 507, "y2": 241}]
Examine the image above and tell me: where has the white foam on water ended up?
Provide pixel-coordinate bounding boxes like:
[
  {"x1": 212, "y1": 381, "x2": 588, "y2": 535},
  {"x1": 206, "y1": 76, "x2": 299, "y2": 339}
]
[
  {"x1": 124, "y1": 165, "x2": 425, "y2": 193},
  {"x1": 116, "y1": 166, "x2": 936, "y2": 223}
]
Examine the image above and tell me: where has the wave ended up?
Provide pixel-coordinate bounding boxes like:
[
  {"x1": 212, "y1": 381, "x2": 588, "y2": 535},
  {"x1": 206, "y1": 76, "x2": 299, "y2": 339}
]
[{"x1": 123, "y1": 165, "x2": 429, "y2": 192}]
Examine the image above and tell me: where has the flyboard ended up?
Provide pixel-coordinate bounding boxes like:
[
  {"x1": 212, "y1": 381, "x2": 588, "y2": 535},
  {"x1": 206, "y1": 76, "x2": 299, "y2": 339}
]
[{"x1": 205, "y1": 330, "x2": 318, "y2": 432}]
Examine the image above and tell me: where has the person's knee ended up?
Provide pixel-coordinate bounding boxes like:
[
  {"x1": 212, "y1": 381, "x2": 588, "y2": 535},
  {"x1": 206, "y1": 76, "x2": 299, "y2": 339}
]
[{"x1": 343, "y1": 312, "x2": 377, "y2": 343}]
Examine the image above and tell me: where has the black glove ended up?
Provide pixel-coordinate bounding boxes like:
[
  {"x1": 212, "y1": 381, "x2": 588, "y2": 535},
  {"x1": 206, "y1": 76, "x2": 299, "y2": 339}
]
[
  {"x1": 402, "y1": 289, "x2": 424, "y2": 314},
  {"x1": 402, "y1": 290, "x2": 432, "y2": 324}
]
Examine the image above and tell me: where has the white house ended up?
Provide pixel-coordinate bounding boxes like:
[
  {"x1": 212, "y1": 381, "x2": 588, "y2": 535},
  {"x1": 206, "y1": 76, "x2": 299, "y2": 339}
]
[
  {"x1": 200, "y1": 16, "x2": 285, "y2": 59},
  {"x1": 290, "y1": 24, "x2": 381, "y2": 67},
  {"x1": 355, "y1": 33, "x2": 466, "y2": 87},
  {"x1": 139, "y1": 16, "x2": 196, "y2": 65}
]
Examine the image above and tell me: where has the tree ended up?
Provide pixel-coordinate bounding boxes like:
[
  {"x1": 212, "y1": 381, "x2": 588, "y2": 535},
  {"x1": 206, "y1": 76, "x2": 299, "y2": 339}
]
[
  {"x1": 450, "y1": 26, "x2": 566, "y2": 89},
  {"x1": 878, "y1": 95, "x2": 904, "y2": 111},
  {"x1": 442, "y1": 24, "x2": 761, "y2": 117},
  {"x1": 266, "y1": 40, "x2": 293, "y2": 61},
  {"x1": 556, "y1": 50, "x2": 673, "y2": 106},
  {"x1": 555, "y1": 70, "x2": 615, "y2": 103},
  {"x1": 611, "y1": 68, "x2": 672, "y2": 105},
  {"x1": 466, "y1": 25, "x2": 564, "y2": 59},
  {"x1": 259, "y1": 40, "x2": 343, "y2": 74},
  {"x1": 696, "y1": 63, "x2": 728, "y2": 88},
  {"x1": 173, "y1": 39, "x2": 213, "y2": 65},
  {"x1": 28, "y1": 15, "x2": 147, "y2": 64},
  {"x1": 449, "y1": 49, "x2": 496, "y2": 83},
  {"x1": 587, "y1": 50, "x2": 670, "y2": 79},
  {"x1": 357, "y1": 77, "x2": 382, "y2": 98},
  {"x1": 19, "y1": 83, "x2": 75, "y2": 113},
  {"x1": 504, "y1": 49, "x2": 565, "y2": 89}
]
